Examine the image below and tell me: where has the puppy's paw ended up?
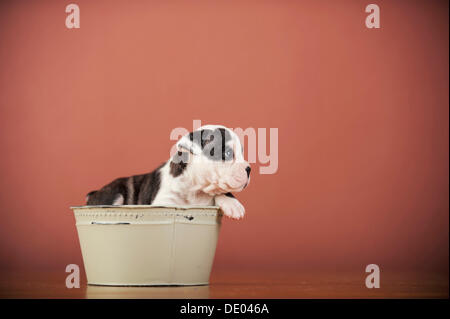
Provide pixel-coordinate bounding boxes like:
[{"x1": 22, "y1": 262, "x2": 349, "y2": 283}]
[{"x1": 215, "y1": 195, "x2": 245, "y2": 220}]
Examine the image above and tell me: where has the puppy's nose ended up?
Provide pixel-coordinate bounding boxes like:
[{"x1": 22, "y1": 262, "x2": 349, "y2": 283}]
[{"x1": 245, "y1": 166, "x2": 251, "y2": 178}]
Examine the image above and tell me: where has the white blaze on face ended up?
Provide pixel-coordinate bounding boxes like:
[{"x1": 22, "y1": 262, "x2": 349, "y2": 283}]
[{"x1": 176, "y1": 125, "x2": 250, "y2": 195}]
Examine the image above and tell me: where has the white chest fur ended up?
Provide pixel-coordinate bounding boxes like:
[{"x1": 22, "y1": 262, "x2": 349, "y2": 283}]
[{"x1": 152, "y1": 161, "x2": 215, "y2": 206}]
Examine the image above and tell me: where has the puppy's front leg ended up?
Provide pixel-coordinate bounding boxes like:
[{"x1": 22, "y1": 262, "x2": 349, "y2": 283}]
[{"x1": 215, "y1": 193, "x2": 245, "y2": 220}]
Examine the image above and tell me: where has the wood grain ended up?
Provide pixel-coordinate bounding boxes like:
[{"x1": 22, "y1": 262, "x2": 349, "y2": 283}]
[{"x1": 0, "y1": 269, "x2": 447, "y2": 299}]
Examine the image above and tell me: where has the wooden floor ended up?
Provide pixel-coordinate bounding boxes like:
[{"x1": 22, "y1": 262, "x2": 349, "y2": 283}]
[{"x1": 0, "y1": 269, "x2": 447, "y2": 299}]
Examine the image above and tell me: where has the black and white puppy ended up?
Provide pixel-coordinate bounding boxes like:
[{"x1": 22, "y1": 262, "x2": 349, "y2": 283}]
[{"x1": 86, "y1": 125, "x2": 250, "y2": 219}]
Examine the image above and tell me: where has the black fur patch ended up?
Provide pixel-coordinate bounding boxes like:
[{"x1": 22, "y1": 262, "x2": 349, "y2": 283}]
[
  {"x1": 137, "y1": 165, "x2": 163, "y2": 204},
  {"x1": 170, "y1": 151, "x2": 188, "y2": 177},
  {"x1": 189, "y1": 128, "x2": 232, "y2": 161},
  {"x1": 87, "y1": 190, "x2": 97, "y2": 197},
  {"x1": 86, "y1": 163, "x2": 164, "y2": 205},
  {"x1": 131, "y1": 174, "x2": 146, "y2": 204},
  {"x1": 86, "y1": 177, "x2": 129, "y2": 205}
]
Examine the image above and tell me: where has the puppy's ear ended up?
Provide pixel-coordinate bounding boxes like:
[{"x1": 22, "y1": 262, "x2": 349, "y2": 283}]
[
  {"x1": 170, "y1": 150, "x2": 189, "y2": 177},
  {"x1": 176, "y1": 132, "x2": 202, "y2": 155},
  {"x1": 171, "y1": 150, "x2": 189, "y2": 164}
]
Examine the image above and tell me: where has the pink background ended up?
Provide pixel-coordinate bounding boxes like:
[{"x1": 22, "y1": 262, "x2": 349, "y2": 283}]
[{"x1": 0, "y1": 0, "x2": 448, "y2": 281}]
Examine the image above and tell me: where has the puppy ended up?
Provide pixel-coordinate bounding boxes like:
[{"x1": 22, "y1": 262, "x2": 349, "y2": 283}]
[{"x1": 86, "y1": 125, "x2": 251, "y2": 219}]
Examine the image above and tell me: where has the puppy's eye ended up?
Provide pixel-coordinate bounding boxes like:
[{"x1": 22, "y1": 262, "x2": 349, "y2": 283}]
[{"x1": 224, "y1": 148, "x2": 233, "y2": 161}]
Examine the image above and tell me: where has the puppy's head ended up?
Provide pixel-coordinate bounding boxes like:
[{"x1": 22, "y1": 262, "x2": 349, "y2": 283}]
[{"x1": 171, "y1": 125, "x2": 251, "y2": 195}]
